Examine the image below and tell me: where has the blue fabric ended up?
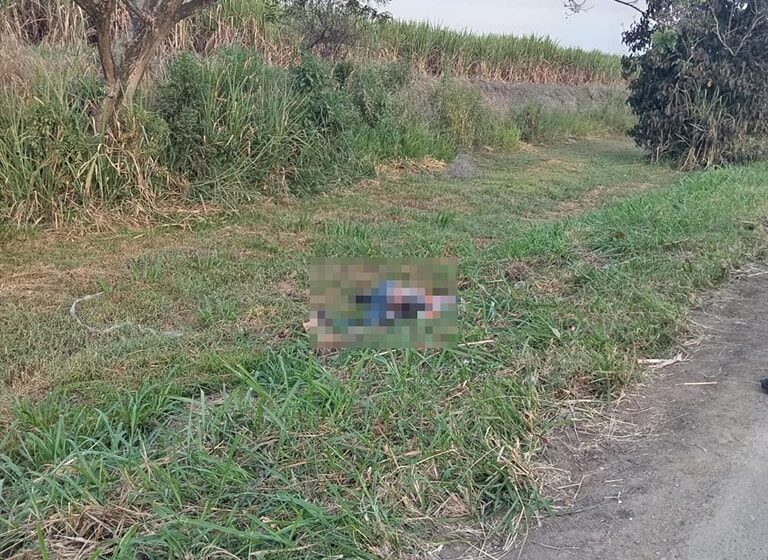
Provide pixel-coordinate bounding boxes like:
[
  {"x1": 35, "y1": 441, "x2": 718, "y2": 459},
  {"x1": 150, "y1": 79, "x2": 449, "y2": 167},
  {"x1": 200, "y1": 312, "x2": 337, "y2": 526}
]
[{"x1": 364, "y1": 280, "x2": 394, "y2": 326}]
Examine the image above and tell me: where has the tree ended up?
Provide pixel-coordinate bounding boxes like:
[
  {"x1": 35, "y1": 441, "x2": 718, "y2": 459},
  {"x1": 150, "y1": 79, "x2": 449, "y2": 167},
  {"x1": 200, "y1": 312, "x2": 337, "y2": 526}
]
[
  {"x1": 284, "y1": 0, "x2": 390, "y2": 55},
  {"x1": 73, "y1": 0, "x2": 219, "y2": 133},
  {"x1": 568, "y1": 0, "x2": 768, "y2": 168}
]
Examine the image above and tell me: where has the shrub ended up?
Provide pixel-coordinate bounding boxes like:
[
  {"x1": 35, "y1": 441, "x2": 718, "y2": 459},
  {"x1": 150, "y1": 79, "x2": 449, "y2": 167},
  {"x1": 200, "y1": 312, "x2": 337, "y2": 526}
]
[
  {"x1": 154, "y1": 52, "x2": 211, "y2": 176},
  {"x1": 293, "y1": 52, "x2": 360, "y2": 135},
  {"x1": 623, "y1": 0, "x2": 768, "y2": 169},
  {"x1": 431, "y1": 78, "x2": 491, "y2": 150}
]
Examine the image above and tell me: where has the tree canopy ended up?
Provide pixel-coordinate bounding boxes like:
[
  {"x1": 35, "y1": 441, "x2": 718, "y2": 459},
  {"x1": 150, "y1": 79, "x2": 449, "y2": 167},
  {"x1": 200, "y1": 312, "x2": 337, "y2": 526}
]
[{"x1": 572, "y1": 0, "x2": 768, "y2": 168}]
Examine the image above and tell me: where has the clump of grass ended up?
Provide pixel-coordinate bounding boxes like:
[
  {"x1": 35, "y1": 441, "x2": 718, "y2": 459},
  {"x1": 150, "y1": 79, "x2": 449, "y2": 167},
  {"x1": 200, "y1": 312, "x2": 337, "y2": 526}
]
[{"x1": 431, "y1": 78, "x2": 525, "y2": 152}]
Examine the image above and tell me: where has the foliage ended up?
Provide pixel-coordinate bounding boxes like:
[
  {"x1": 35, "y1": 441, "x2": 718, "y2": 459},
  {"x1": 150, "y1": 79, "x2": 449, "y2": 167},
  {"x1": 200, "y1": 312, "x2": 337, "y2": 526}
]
[
  {"x1": 0, "y1": 75, "x2": 169, "y2": 224},
  {"x1": 623, "y1": 0, "x2": 768, "y2": 168},
  {"x1": 282, "y1": 0, "x2": 390, "y2": 54},
  {"x1": 431, "y1": 78, "x2": 491, "y2": 150},
  {"x1": 154, "y1": 52, "x2": 211, "y2": 176}
]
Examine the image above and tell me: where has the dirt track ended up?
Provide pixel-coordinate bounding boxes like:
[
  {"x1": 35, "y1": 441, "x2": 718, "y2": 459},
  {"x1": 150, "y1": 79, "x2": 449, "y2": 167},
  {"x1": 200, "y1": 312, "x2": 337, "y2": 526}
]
[
  {"x1": 440, "y1": 268, "x2": 768, "y2": 560},
  {"x1": 514, "y1": 268, "x2": 768, "y2": 559}
]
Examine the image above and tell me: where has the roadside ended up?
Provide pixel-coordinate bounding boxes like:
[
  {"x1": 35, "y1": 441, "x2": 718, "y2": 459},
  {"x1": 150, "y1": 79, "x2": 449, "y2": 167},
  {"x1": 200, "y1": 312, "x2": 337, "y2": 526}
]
[{"x1": 450, "y1": 265, "x2": 768, "y2": 559}]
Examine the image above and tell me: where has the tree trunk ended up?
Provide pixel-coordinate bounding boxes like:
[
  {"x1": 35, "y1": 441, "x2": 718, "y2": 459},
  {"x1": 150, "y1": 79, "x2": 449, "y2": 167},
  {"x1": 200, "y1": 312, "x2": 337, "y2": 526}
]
[
  {"x1": 76, "y1": 0, "x2": 218, "y2": 135},
  {"x1": 118, "y1": 0, "x2": 183, "y2": 109},
  {"x1": 92, "y1": 0, "x2": 119, "y2": 134}
]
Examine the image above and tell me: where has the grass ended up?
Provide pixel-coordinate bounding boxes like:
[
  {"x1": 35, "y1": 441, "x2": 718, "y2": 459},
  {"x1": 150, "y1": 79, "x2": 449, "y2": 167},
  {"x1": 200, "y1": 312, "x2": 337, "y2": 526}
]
[
  {"x1": 4, "y1": 137, "x2": 768, "y2": 558},
  {"x1": 364, "y1": 20, "x2": 623, "y2": 85},
  {"x1": 0, "y1": 43, "x2": 632, "y2": 225},
  {"x1": 2, "y1": 0, "x2": 622, "y2": 85}
]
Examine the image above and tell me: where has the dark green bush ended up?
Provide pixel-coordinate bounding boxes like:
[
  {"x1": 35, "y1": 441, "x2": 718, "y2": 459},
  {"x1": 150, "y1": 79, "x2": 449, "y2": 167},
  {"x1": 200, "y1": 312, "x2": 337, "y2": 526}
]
[
  {"x1": 623, "y1": 0, "x2": 768, "y2": 168},
  {"x1": 154, "y1": 52, "x2": 211, "y2": 176}
]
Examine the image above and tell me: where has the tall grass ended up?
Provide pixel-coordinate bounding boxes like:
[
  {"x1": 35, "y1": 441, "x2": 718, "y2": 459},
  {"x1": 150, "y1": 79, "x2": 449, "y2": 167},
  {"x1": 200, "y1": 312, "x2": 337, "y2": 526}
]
[
  {"x1": 1, "y1": 0, "x2": 622, "y2": 85},
  {"x1": 0, "y1": 44, "x2": 631, "y2": 225},
  {"x1": 362, "y1": 21, "x2": 623, "y2": 86},
  {"x1": 0, "y1": 0, "x2": 631, "y2": 225}
]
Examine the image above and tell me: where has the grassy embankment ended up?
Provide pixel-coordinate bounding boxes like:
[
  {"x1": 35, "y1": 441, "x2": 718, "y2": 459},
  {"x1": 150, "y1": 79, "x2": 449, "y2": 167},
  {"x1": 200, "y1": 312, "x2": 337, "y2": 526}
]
[
  {"x1": 3, "y1": 139, "x2": 768, "y2": 558},
  {"x1": 0, "y1": 0, "x2": 628, "y2": 225}
]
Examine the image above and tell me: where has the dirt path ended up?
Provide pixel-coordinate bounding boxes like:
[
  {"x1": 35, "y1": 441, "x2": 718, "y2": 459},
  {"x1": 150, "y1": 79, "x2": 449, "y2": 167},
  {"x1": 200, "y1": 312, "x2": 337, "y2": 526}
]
[{"x1": 507, "y1": 270, "x2": 768, "y2": 559}]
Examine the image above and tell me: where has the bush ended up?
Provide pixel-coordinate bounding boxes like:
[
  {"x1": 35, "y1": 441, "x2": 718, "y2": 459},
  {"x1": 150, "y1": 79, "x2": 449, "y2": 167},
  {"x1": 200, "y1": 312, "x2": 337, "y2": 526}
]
[
  {"x1": 293, "y1": 52, "x2": 360, "y2": 135},
  {"x1": 623, "y1": 0, "x2": 768, "y2": 169},
  {"x1": 154, "y1": 52, "x2": 211, "y2": 176},
  {"x1": 3, "y1": 43, "x2": 633, "y2": 225},
  {"x1": 432, "y1": 78, "x2": 491, "y2": 150}
]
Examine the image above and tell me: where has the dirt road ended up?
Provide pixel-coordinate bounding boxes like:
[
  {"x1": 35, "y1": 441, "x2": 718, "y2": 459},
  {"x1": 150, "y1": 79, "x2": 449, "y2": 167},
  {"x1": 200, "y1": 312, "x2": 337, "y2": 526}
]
[{"x1": 510, "y1": 270, "x2": 768, "y2": 559}]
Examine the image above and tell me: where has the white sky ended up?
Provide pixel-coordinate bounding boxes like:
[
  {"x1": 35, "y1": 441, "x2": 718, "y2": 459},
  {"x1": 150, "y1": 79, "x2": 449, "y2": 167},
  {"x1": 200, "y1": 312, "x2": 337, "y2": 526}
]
[{"x1": 386, "y1": 0, "x2": 644, "y2": 54}]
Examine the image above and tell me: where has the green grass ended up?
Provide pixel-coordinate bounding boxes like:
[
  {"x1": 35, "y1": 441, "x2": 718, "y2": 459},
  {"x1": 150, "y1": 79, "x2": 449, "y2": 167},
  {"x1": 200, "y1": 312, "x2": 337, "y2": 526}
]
[{"x1": 4, "y1": 138, "x2": 768, "y2": 558}]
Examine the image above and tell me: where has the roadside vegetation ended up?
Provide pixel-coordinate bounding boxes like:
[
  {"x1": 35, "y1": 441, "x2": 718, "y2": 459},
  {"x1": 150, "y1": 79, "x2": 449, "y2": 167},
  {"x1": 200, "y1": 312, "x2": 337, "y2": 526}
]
[
  {"x1": 0, "y1": 0, "x2": 628, "y2": 225},
  {"x1": 4, "y1": 0, "x2": 768, "y2": 557},
  {"x1": 4, "y1": 139, "x2": 768, "y2": 558},
  {"x1": 0, "y1": 42, "x2": 629, "y2": 225}
]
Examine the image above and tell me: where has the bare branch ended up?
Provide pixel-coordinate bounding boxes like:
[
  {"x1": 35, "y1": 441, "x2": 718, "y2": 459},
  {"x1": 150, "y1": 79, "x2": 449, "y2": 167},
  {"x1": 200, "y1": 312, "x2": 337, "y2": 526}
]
[
  {"x1": 709, "y1": 4, "x2": 767, "y2": 57},
  {"x1": 565, "y1": 0, "x2": 646, "y2": 17},
  {"x1": 120, "y1": 0, "x2": 154, "y2": 26},
  {"x1": 710, "y1": 5, "x2": 737, "y2": 55},
  {"x1": 176, "y1": 0, "x2": 217, "y2": 21}
]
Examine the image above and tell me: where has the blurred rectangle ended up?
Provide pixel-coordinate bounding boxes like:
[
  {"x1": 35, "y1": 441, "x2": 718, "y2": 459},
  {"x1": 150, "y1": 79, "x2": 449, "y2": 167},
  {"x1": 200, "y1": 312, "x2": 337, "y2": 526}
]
[{"x1": 309, "y1": 257, "x2": 458, "y2": 349}]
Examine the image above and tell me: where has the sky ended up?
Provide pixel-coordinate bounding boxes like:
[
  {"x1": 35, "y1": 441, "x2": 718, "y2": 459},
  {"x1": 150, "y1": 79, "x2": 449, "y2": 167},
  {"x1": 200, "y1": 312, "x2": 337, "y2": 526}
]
[{"x1": 386, "y1": 0, "x2": 643, "y2": 54}]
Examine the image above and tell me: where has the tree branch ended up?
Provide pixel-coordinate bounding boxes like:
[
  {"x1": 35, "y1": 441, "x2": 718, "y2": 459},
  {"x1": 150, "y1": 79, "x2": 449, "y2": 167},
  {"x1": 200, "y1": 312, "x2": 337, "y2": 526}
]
[
  {"x1": 176, "y1": 0, "x2": 217, "y2": 21},
  {"x1": 120, "y1": 0, "x2": 154, "y2": 26},
  {"x1": 610, "y1": 0, "x2": 645, "y2": 16},
  {"x1": 565, "y1": 0, "x2": 646, "y2": 17}
]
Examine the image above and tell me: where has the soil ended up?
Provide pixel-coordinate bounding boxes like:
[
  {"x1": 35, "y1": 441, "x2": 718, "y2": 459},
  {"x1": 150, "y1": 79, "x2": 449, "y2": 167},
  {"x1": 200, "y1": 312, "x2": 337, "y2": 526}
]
[
  {"x1": 471, "y1": 80, "x2": 624, "y2": 111},
  {"x1": 446, "y1": 268, "x2": 768, "y2": 559},
  {"x1": 413, "y1": 77, "x2": 624, "y2": 112}
]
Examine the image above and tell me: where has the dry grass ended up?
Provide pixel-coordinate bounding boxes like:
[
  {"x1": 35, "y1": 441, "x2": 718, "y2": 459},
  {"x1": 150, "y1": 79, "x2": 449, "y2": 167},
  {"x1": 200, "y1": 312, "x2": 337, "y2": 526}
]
[{"x1": 0, "y1": 0, "x2": 622, "y2": 86}]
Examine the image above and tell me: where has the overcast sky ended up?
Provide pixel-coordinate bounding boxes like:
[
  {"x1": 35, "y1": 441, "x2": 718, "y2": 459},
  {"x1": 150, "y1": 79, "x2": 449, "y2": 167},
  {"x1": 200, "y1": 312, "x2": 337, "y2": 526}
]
[{"x1": 387, "y1": 0, "x2": 643, "y2": 54}]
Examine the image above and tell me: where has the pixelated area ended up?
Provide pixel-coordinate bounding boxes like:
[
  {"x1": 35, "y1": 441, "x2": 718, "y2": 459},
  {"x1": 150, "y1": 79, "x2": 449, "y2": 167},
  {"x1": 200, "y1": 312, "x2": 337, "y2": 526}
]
[{"x1": 309, "y1": 258, "x2": 458, "y2": 349}]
